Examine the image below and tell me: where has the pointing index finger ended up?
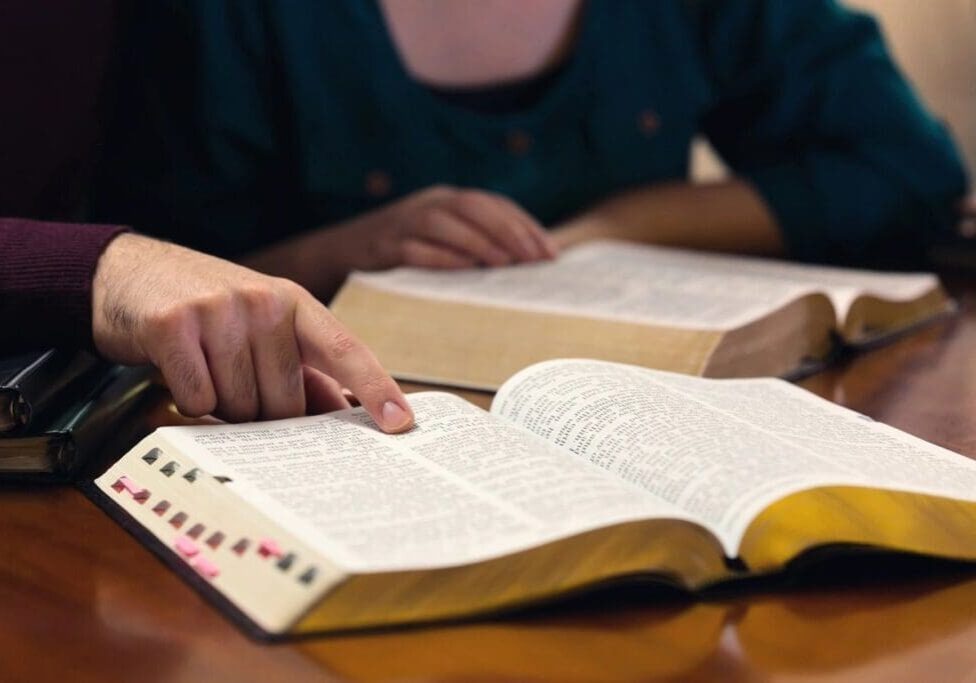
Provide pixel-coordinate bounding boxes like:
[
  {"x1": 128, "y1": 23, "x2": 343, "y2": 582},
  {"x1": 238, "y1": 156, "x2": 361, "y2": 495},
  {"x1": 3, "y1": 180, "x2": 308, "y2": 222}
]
[{"x1": 294, "y1": 296, "x2": 414, "y2": 433}]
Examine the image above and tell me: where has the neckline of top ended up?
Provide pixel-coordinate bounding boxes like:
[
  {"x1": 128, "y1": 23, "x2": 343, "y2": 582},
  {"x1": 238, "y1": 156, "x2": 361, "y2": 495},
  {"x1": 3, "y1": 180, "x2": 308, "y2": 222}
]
[{"x1": 359, "y1": 0, "x2": 601, "y2": 129}]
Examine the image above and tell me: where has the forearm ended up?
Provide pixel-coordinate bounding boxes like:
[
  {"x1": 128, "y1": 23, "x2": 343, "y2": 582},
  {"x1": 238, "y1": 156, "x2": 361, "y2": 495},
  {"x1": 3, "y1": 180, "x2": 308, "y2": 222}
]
[{"x1": 552, "y1": 179, "x2": 784, "y2": 255}]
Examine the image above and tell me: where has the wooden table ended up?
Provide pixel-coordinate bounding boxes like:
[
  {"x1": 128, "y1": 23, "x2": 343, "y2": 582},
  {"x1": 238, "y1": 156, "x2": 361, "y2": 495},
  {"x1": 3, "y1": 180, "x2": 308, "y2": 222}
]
[{"x1": 4, "y1": 286, "x2": 976, "y2": 683}]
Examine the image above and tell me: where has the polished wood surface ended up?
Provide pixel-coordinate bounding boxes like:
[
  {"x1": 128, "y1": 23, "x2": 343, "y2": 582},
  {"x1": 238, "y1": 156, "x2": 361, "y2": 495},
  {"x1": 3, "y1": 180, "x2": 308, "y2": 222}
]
[{"x1": 4, "y1": 286, "x2": 976, "y2": 683}]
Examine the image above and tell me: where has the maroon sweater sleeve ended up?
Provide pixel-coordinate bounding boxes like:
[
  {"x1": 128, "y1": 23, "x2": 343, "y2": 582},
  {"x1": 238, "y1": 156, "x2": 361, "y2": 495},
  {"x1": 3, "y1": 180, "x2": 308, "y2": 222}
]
[{"x1": 0, "y1": 218, "x2": 129, "y2": 352}]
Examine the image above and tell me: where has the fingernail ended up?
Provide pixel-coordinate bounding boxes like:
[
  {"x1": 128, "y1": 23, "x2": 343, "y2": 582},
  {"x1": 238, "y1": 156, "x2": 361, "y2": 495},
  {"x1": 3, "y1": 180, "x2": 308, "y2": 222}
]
[{"x1": 381, "y1": 400, "x2": 413, "y2": 432}]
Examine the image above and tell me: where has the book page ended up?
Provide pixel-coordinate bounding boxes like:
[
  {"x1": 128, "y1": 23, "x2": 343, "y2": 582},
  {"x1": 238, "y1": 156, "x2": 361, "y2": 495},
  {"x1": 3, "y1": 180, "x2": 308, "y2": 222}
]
[
  {"x1": 158, "y1": 393, "x2": 697, "y2": 573},
  {"x1": 349, "y1": 241, "x2": 939, "y2": 330},
  {"x1": 492, "y1": 360, "x2": 976, "y2": 556},
  {"x1": 696, "y1": 254, "x2": 940, "y2": 321},
  {"x1": 349, "y1": 241, "x2": 821, "y2": 330}
]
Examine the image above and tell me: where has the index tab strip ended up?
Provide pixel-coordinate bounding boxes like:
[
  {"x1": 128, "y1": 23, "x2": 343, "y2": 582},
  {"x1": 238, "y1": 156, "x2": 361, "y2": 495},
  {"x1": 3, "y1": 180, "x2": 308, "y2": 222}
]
[
  {"x1": 276, "y1": 553, "x2": 296, "y2": 572},
  {"x1": 174, "y1": 535, "x2": 200, "y2": 558},
  {"x1": 257, "y1": 538, "x2": 284, "y2": 559},
  {"x1": 191, "y1": 557, "x2": 220, "y2": 580},
  {"x1": 112, "y1": 476, "x2": 150, "y2": 503},
  {"x1": 169, "y1": 511, "x2": 188, "y2": 529},
  {"x1": 205, "y1": 532, "x2": 225, "y2": 550},
  {"x1": 142, "y1": 447, "x2": 162, "y2": 465},
  {"x1": 298, "y1": 567, "x2": 318, "y2": 585}
]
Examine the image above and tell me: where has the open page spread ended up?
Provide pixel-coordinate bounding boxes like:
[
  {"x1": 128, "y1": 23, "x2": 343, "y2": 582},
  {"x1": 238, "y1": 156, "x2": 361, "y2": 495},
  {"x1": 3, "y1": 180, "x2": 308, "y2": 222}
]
[
  {"x1": 348, "y1": 241, "x2": 938, "y2": 330},
  {"x1": 492, "y1": 360, "x2": 976, "y2": 557},
  {"x1": 158, "y1": 394, "x2": 698, "y2": 574},
  {"x1": 349, "y1": 242, "x2": 819, "y2": 330},
  {"x1": 701, "y1": 254, "x2": 940, "y2": 322}
]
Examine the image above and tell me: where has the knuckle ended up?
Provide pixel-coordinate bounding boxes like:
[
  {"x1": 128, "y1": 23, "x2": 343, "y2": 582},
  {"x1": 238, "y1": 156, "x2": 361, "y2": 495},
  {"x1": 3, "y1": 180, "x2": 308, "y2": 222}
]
[
  {"x1": 273, "y1": 277, "x2": 306, "y2": 300},
  {"x1": 275, "y1": 279, "x2": 313, "y2": 311},
  {"x1": 421, "y1": 205, "x2": 450, "y2": 225},
  {"x1": 452, "y1": 189, "x2": 490, "y2": 213},
  {"x1": 200, "y1": 288, "x2": 235, "y2": 311},
  {"x1": 328, "y1": 329, "x2": 362, "y2": 361},
  {"x1": 483, "y1": 190, "x2": 517, "y2": 209},
  {"x1": 424, "y1": 184, "x2": 456, "y2": 199},
  {"x1": 238, "y1": 284, "x2": 288, "y2": 326},
  {"x1": 185, "y1": 290, "x2": 235, "y2": 325},
  {"x1": 144, "y1": 304, "x2": 192, "y2": 340},
  {"x1": 238, "y1": 283, "x2": 278, "y2": 311}
]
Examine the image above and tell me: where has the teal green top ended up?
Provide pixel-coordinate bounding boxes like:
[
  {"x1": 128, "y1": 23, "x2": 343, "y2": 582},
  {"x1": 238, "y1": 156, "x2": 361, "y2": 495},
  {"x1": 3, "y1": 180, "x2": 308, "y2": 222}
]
[{"x1": 95, "y1": 0, "x2": 968, "y2": 264}]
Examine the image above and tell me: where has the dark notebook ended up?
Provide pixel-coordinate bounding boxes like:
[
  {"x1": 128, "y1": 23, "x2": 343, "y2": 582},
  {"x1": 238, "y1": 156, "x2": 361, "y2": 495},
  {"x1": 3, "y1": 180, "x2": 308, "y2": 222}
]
[
  {"x1": 0, "y1": 364, "x2": 155, "y2": 481},
  {"x1": 0, "y1": 350, "x2": 105, "y2": 434}
]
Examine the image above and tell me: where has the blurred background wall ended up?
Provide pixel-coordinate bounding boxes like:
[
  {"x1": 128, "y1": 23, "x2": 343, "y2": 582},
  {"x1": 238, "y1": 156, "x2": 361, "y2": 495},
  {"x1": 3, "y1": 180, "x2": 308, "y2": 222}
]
[{"x1": 693, "y1": 0, "x2": 976, "y2": 184}]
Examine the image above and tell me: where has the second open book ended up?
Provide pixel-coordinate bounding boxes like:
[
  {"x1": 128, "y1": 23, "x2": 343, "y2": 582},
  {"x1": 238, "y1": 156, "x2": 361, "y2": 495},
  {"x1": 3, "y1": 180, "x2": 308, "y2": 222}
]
[
  {"x1": 333, "y1": 241, "x2": 951, "y2": 389},
  {"x1": 95, "y1": 359, "x2": 976, "y2": 636}
]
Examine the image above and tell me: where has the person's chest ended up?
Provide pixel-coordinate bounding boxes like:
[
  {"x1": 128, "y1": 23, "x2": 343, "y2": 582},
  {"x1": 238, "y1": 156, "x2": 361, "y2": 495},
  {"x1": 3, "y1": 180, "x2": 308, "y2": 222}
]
[{"x1": 267, "y1": 1, "x2": 714, "y2": 227}]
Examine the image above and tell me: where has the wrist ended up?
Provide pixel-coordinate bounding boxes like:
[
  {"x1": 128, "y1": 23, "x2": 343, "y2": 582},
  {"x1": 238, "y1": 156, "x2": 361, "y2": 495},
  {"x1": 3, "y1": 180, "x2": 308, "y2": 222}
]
[
  {"x1": 551, "y1": 212, "x2": 620, "y2": 249},
  {"x1": 91, "y1": 233, "x2": 161, "y2": 354}
]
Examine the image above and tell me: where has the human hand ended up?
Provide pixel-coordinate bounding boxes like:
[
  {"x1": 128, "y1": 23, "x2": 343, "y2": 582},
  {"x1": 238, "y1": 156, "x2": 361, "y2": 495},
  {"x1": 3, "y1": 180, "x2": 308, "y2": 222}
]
[
  {"x1": 91, "y1": 233, "x2": 414, "y2": 431},
  {"x1": 242, "y1": 186, "x2": 559, "y2": 299},
  {"x1": 326, "y1": 185, "x2": 557, "y2": 271},
  {"x1": 959, "y1": 194, "x2": 976, "y2": 238}
]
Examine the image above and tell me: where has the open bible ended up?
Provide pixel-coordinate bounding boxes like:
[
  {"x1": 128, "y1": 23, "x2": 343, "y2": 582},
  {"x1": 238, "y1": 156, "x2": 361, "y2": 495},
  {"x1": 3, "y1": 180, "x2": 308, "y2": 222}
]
[
  {"x1": 332, "y1": 241, "x2": 952, "y2": 389},
  {"x1": 92, "y1": 359, "x2": 976, "y2": 636}
]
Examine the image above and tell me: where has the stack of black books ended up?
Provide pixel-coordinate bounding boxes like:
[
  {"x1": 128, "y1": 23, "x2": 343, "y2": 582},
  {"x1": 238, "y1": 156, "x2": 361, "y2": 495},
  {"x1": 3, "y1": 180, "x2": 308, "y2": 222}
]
[{"x1": 0, "y1": 351, "x2": 154, "y2": 481}]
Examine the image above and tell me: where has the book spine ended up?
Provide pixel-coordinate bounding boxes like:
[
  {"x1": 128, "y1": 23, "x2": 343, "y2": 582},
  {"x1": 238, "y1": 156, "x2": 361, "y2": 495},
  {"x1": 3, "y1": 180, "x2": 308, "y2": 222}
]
[
  {"x1": 0, "y1": 351, "x2": 105, "y2": 435},
  {"x1": 0, "y1": 388, "x2": 26, "y2": 433}
]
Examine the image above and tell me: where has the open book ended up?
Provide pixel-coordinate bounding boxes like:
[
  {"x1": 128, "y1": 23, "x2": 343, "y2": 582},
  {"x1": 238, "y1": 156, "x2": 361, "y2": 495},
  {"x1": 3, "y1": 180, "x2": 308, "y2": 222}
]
[
  {"x1": 92, "y1": 359, "x2": 976, "y2": 636},
  {"x1": 332, "y1": 241, "x2": 952, "y2": 389}
]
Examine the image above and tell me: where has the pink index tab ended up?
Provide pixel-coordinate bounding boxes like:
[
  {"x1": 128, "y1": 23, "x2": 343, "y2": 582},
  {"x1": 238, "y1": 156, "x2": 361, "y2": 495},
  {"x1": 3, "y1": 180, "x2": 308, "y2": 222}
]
[
  {"x1": 174, "y1": 535, "x2": 200, "y2": 558},
  {"x1": 112, "y1": 476, "x2": 150, "y2": 503},
  {"x1": 257, "y1": 538, "x2": 284, "y2": 559},
  {"x1": 192, "y1": 556, "x2": 220, "y2": 580}
]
